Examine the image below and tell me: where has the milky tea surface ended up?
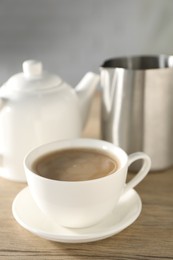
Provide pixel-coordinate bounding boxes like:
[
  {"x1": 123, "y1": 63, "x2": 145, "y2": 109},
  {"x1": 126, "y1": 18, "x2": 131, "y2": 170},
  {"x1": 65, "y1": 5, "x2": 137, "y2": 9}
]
[{"x1": 32, "y1": 148, "x2": 119, "y2": 181}]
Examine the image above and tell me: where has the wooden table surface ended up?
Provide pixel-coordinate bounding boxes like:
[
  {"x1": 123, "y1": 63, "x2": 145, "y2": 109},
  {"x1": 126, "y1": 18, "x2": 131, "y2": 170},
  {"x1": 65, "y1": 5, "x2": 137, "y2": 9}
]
[{"x1": 0, "y1": 92, "x2": 173, "y2": 260}]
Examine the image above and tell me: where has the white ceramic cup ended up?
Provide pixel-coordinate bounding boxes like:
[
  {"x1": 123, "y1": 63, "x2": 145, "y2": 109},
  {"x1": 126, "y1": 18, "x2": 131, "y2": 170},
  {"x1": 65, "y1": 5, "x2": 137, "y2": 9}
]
[{"x1": 24, "y1": 138, "x2": 151, "y2": 228}]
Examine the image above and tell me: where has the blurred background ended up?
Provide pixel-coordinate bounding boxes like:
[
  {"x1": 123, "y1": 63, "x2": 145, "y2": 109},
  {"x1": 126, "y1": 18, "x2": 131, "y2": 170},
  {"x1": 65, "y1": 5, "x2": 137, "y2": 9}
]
[{"x1": 0, "y1": 0, "x2": 173, "y2": 86}]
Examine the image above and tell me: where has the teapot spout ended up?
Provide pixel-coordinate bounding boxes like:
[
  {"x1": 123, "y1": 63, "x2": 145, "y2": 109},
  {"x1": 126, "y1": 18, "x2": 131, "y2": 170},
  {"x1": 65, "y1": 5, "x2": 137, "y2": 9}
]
[{"x1": 75, "y1": 72, "x2": 100, "y2": 128}]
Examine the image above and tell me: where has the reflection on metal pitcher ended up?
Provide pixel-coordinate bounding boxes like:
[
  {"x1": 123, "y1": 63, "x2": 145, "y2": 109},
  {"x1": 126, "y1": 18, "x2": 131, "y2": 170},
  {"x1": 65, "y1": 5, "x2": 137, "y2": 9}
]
[{"x1": 100, "y1": 55, "x2": 173, "y2": 170}]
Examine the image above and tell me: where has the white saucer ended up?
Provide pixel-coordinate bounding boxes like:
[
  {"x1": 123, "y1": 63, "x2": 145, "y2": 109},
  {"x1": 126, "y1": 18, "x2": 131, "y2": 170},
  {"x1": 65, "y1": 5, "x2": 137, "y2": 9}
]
[{"x1": 12, "y1": 187, "x2": 142, "y2": 243}]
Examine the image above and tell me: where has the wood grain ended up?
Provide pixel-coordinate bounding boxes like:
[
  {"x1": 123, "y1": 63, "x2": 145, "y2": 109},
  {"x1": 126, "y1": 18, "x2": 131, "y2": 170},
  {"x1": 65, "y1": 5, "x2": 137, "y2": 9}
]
[{"x1": 0, "y1": 92, "x2": 173, "y2": 260}]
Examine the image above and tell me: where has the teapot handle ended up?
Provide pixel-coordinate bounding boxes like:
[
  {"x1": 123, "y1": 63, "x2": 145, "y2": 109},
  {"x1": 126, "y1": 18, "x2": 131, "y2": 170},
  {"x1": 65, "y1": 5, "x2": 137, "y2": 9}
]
[
  {"x1": 0, "y1": 98, "x2": 7, "y2": 110},
  {"x1": 0, "y1": 98, "x2": 5, "y2": 173}
]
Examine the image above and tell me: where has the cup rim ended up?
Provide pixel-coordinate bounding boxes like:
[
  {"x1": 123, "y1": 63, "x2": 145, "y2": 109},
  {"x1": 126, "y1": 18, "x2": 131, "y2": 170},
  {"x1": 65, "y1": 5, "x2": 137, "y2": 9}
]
[{"x1": 24, "y1": 138, "x2": 128, "y2": 184}]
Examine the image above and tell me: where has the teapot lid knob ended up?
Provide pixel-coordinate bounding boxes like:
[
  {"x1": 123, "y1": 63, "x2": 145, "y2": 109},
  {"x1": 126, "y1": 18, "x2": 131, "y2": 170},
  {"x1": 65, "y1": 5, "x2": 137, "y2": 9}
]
[{"x1": 23, "y1": 60, "x2": 43, "y2": 78}]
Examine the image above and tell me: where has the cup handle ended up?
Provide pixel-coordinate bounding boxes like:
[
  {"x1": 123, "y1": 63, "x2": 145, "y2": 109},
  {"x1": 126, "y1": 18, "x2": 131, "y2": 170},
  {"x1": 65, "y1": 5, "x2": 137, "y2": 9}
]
[{"x1": 123, "y1": 152, "x2": 151, "y2": 194}]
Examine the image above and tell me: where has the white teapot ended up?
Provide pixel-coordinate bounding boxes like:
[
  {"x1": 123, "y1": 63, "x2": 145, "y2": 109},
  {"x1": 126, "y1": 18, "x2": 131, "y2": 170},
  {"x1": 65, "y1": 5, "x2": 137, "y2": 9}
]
[{"x1": 0, "y1": 60, "x2": 99, "y2": 182}]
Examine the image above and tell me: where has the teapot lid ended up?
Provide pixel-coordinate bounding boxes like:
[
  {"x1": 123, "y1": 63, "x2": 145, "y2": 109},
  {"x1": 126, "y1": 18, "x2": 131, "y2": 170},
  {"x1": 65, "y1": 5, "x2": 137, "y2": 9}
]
[{"x1": 4, "y1": 60, "x2": 62, "y2": 92}]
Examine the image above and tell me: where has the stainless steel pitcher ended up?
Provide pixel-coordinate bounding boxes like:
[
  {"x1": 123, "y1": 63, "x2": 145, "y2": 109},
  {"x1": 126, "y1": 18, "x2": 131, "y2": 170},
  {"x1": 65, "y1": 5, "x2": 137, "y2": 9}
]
[{"x1": 100, "y1": 55, "x2": 173, "y2": 170}]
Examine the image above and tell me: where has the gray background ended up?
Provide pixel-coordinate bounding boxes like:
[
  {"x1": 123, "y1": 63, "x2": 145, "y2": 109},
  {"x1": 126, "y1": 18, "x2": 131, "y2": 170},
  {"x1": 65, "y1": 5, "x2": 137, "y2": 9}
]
[{"x1": 0, "y1": 0, "x2": 173, "y2": 86}]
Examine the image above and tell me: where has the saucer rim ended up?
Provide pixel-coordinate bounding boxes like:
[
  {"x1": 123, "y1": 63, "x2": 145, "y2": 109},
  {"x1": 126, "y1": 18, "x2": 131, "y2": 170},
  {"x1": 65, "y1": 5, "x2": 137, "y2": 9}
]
[{"x1": 12, "y1": 187, "x2": 142, "y2": 243}]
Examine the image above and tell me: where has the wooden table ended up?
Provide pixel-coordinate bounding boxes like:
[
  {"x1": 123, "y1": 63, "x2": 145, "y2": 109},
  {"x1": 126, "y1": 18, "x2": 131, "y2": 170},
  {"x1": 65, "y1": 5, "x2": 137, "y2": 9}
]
[{"x1": 0, "y1": 92, "x2": 173, "y2": 260}]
